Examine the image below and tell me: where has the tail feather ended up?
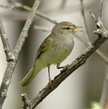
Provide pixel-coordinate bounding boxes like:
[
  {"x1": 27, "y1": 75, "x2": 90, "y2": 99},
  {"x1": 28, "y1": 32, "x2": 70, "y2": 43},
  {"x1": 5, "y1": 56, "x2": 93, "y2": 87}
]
[
  {"x1": 19, "y1": 67, "x2": 35, "y2": 87},
  {"x1": 19, "y1": 59, "x2": 46, "y2": 87}
]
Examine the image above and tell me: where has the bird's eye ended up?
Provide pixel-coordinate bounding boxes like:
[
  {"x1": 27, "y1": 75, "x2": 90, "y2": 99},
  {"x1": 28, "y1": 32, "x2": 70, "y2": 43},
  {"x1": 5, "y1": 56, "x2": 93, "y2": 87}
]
[{"x1": 66, "y1": 27, "x2": 70, "y2": 30}]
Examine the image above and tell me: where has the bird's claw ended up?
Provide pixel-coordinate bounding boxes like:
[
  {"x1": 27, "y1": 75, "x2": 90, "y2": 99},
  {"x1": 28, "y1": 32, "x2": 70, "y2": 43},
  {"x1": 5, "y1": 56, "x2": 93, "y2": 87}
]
[
  {"x1": 61, "y1": 64, "x2": 69, "y2": 72},
  {"x1": 49, "y1": 78, "x2": 53, "y2": 89}
]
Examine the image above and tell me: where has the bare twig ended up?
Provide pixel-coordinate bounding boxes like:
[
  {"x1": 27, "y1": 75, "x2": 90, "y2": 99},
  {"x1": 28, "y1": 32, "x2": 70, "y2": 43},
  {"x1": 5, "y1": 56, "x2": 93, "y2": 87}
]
[
  {"x1": 0, "y1": 18, "x2": 15, "y2": 62},
  {"x1": 13, "y1": 0, "x2": 40, "y2": 59},
  {"x1": 80, "y1": 0, "x2": 90, "y2": 42},
  {"x1": 90, "y1": 0, "x2": 108, "y2": 108},
  {"x1": 99, "y1": 65, "x2": 108, "y2": 108},
  {"x1": 0, "y1": 0, "x2": 41, "y2": 108},
  {"x1": 76, "y1": 34, "x2": 108, "y2": 64},
  {"x1": 21, "y1": 93, "x2": 31, "y2": 109},
  {"x1": 89, "y1": 10, "x2": 97, "y2": 23},
  {"x1": 0, "y1": 4, "x2": 10, "y2": 9},
  {"x1": 0, "y1": 2, "x2": 58, "y2": 24},
  {"x1": 60, "y1": 0, "x2": 66, "y2": 8},
  {"x1": 96, "y1": 0, "x2": 108, "y2": 108},
  {"x1": 80, "y1": 0, "x2": 108, "y2": 64},
  {"x1": 34, "y1": 26, "x2": 51, "y2": 32},
  {"x1": 9, "y1": 2, "x2": 58, "y2": 24},
  {"x1": 36, "y1": 11, "x2": 58, "y2": 24},
  {"x1": 98, "y1": 0, "x2": 104, "y2": 21}
]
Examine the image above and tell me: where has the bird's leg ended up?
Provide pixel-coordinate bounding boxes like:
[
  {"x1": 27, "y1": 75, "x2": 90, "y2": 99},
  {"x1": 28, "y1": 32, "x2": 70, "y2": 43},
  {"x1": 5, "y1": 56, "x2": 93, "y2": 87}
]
[{"x1": 48, "y1": 65, "x2": 53, "y2": 88}]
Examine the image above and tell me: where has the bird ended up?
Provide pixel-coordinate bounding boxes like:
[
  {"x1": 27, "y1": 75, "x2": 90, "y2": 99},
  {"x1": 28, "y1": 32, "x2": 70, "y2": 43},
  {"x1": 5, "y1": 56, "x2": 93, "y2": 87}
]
[{"x1": 19, "y1": 21, "x2": 82, "y2": 87}]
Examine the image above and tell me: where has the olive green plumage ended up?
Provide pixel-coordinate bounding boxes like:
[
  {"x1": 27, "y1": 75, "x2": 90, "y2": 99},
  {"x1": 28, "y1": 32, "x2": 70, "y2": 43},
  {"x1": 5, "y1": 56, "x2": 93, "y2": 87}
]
[{"x1": 19, "y1": 21, "x2": 82, "y2": 87}]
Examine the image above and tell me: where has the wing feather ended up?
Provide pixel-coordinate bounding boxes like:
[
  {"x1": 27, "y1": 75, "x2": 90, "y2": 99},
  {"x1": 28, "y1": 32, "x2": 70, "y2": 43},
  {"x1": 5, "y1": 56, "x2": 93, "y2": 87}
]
[{"x1": 35, "y1": 35, "x2": 53, "y2": 60}]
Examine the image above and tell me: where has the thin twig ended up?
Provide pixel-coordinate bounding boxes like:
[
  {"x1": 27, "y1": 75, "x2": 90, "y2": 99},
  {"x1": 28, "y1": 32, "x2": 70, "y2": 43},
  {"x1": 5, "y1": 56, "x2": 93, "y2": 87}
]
[
  {"x1": 0, "y1": 2, "x2": 58, "y2": 24},
  {"x1": 0, "y1": 4, "x2": 10, "y2": 9},
  {"x1": 99, "y1": 65, "x2": 108, "y2": 108},
  {"x1": 97, "y1": 0, "x2": 108, "y2": 108},
  {"x1": 60, "y1": 0, "x2": 66, "y2": 8},
  {"x1": 10, "y1": 2, "x2": 58, "y2": 24},
  {"x1": 0, "y1": 18, "x2": 15, "y2": 62},
  {"x1": 21, "y1": 93, "x2": 31, "y2": 109},
  {"x1": 80, "y1": 0, "x2": 90, "y2": 42},
  {"x1": 80, "y1": 0, "x2": 108, "y2": 64},
  {"x1": 13, "y1": 0, "x2": 40, "y2": 58},
  {"x1": 89, "y1": 10, "x2": 97, "y2": 23},
  {"x1": 34, "y1": 26, "x2": 51, "y2": 32},
  {"x1": 98, "y1": 0, "x2": 104, "y2": 21},
  {"x1": 0, "y1": 0, "x2": 41, "y2": 108},
  {"x1": 76, "y1": 34, "x2": 108, "y2": 64},
  {"x1": 36, "y1": 11, "x2": 58, "y2": 24}
]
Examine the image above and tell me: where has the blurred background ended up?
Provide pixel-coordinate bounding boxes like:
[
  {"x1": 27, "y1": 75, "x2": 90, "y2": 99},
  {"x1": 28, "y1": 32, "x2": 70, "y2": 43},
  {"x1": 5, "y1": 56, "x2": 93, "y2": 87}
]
[{"x1": 0, "y1": 0, "x2": 108, "y2": 109}]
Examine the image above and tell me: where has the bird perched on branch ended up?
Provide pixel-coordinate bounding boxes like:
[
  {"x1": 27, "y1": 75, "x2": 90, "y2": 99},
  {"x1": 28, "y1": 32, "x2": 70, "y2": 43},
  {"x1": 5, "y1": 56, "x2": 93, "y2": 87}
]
[{"x1": 19, "y1": 21, "x2": 82, "y2": 87}]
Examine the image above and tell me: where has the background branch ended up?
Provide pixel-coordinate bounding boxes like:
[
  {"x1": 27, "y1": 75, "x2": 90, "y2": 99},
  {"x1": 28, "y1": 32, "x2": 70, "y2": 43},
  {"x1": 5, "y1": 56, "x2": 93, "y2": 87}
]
[
  {"x1": 60, "y1": 0, "x2": 66, "y2": 8},
  {"x1": 10, "y1": 2, "x2": 58, "y2": 24},
  {"x1": 98, "y1": 0, "x2": 104, "y2": 21},
  {"x1": 0, "y1": 0, "x2": 41, "y2": 108},
  {"x1": 34, "y1": 25, "x2": 51, "y2": 32},
  {"x1": 0, "y1": 18, "x2": 14, "y2": 62},
  {"x1": 80, "y1": 0, "x2": 90, "y2": 42}
]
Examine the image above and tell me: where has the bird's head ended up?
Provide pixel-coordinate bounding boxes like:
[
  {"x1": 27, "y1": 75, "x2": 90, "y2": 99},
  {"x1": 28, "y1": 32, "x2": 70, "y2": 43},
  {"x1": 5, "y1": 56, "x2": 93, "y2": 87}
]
[{"x1": 52, "y1": 21, "x2": 83, "y2": 35}]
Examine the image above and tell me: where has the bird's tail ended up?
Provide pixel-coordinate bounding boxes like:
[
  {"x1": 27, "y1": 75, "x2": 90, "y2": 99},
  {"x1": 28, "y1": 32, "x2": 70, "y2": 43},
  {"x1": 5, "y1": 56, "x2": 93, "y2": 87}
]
[
  {"x1": 19, "y1": 59, "x2": 46, "y2": 87},
  {"x1": 19, "y1": 67, "x2": 35, "y2": 87}
]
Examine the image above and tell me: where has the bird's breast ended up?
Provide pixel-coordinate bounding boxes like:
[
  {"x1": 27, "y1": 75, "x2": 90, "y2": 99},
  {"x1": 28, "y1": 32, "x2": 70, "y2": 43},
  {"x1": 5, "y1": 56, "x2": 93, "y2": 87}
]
[{"x1": 39, "y1": 36, "x2": 74, "y2": 66}]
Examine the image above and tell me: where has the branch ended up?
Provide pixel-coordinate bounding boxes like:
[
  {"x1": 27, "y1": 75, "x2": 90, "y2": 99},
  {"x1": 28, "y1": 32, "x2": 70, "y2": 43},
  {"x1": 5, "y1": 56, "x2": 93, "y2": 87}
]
[
  {"x1": 96, "y1": 0, "x2": 108, "y2": 108},
  {"x1": 12, "y1": 0, "x2": 40, "y2": 59},
  {"x1": 22, "y1": 36, "x2": 107, "y2": 109},
  {"x1": 80, "y1": 0, "x2": 108, "y2": 64},
  {"x1": 0, "y1": 0, "x2": 41, "y2": 108},
  {"x1": 0, "y1": 4, "x2": 10, "y2": 9},
  {"x1": 98, "y1": 0, "x2": 104, "y2": 21},
  {"x1": 81, "y1": 0, "x2": 108, "y2": 108},
  {"x1": 0, "y1": 18, "x2": 15, "y2": 62},
  {"x1": 21, "y1": 94, "x2": 31, "y2": 109},
  {"x1": 21, "y1": 3, "x2": 108, "y2": 108},
  {"x1": 75, "y1": 34, "x2": 108, "y2": 64},
  {"x1": 6, "y1": 2, "x2": 58, "y2": 24}
]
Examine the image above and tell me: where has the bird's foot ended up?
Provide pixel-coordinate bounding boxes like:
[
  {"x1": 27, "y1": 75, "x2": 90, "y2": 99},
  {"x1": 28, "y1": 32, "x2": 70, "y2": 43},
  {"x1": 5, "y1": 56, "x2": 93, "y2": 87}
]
[
  {"x1": 57, "y1": 66, "x2": 65, "y2": 69},
  {"x1": 57, "y1": 64, "x2": 69, "y2": 70},
  {"x1": 61, "y1": 64, "x2": 69, "y2": 72},
  {"x1": 49, "y1": 78, "x2": 53, "y2": 89}
]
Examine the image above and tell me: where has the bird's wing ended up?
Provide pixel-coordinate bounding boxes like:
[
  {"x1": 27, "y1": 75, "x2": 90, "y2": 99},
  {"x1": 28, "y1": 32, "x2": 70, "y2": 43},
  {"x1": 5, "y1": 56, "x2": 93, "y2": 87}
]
[{"x1": 35, "y1": 35, "x2": 53, "y2": 60}]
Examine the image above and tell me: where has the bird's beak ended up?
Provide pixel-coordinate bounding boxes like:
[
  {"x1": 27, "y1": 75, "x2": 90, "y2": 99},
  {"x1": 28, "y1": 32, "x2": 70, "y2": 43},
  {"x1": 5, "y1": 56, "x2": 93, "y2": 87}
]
[
  {"x1": 75, "y1": 30, "x2": 83, "y2": 32},
  {"x1": 74, "y1": 26, "x2": 83, "y2": 32}
]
